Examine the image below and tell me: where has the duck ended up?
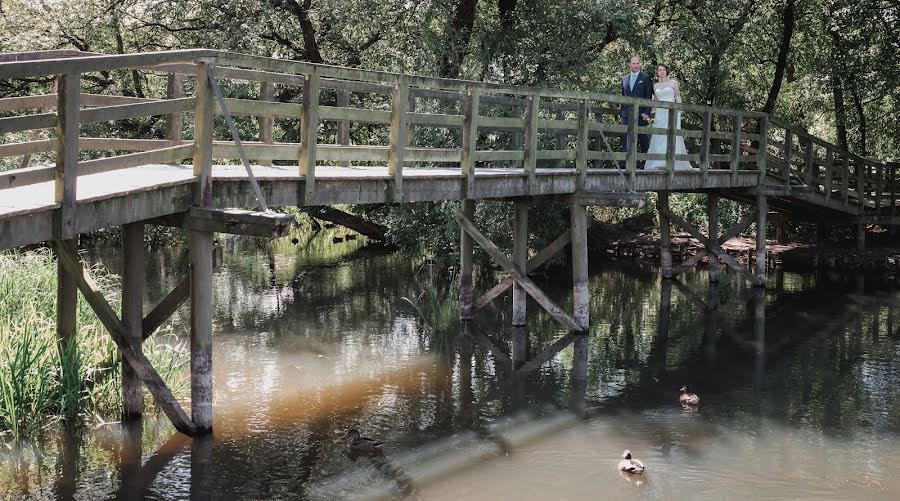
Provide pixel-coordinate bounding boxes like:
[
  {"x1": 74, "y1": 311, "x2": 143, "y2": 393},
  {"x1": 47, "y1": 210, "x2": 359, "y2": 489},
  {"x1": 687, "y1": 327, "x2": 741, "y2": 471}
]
[
  {"x1": 342, "y1": 429, "x2": 385, "y2": 453},
  {"x1": 617, "y1": 450, "x2": 645, "y2": 474},
  {"x1": 679, "y1": 385, "x2": 700, "y2": 406}
]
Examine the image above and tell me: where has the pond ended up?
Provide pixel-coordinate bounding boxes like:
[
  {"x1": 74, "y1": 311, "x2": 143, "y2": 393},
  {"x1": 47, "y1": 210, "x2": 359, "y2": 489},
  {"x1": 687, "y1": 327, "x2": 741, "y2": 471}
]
[{"x1": 2, "y1": 228, "x2": 900, "y2": 500}]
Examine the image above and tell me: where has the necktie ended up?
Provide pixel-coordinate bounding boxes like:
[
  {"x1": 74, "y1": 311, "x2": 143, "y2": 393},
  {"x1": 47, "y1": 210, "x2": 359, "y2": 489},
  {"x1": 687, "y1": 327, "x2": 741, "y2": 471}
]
[{"x1": 630, "y1": 73, "x2": 637, "y2": 91}]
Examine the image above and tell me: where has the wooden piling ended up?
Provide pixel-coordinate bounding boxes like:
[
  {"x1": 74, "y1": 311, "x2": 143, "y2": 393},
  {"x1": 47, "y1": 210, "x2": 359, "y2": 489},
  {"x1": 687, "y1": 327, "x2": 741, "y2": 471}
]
[
  {"x1": 56, "y1": 239, "x2": 77, "y2": 343},
  {"x1": 755, "y1": 192, "x2": 767, "y2": 286},
  {"x1": 122, "y1": 222, "x2": 145, "y2": 419},
  {"x1": 511, "y1": 325, "x2": 527, "y2": 369},
  {"x1": 707, "y1": 194, "x2": 720, "y2": 283},
  {"x1": 189, "y1": 230, "x2": 214, "y2": 433},
  {"x1": 459, "y1": 199, "x2": 476, "y2": 320},
  {"x1": 659, "y1": 192, "x2": 673, "y2": 278},
  {"x1": 570, "y1": 204, "x2": 589, "y2": 330},
  {"x1": 512, "y1": 200, "x2": 528, "y2": 326}
]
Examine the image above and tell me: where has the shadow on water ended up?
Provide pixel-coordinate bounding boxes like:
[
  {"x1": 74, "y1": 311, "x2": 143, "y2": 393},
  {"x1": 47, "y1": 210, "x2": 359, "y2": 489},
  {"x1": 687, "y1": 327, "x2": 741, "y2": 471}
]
[{"x1": 5, "y1": 238, "x2": 900, "y2": 499}]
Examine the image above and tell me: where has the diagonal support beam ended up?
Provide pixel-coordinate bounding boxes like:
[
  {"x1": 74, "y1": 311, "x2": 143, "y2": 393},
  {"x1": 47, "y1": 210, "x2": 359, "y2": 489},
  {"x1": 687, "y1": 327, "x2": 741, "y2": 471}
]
[
  {"x1": 670, "y1": 278, "x2": 709, "y2": 311},
  {"x1": 456, "y1": 212, "x2": 582, "y2": 331},
  {"x1": 514, "y1": 331, "x2": 583, "y2": 374},
  {"x1": 671, "y1": 249, "x2": 709, "y2": 277},
  {"x1": 142, "y1": 248, "x2": 223, "y2": 339},
  {"x1": 670, "y1": 210, "x2": 755, "y2": 277},
  {"x1": 52, "y1": 240, "x2": 197, "y2": 436},
  {"x1": 473, "y1": 228, "x2": 572, "y2": 313},
  {"x1": 657, "y1": 204, "x2": 756, "y2": 284}
]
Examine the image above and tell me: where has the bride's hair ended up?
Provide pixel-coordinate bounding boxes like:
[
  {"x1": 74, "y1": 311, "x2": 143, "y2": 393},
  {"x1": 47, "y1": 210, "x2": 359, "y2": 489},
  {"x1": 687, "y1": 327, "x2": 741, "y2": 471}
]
[{"x1": 656, "y1": 64, "x2": 671, "y2": 77}]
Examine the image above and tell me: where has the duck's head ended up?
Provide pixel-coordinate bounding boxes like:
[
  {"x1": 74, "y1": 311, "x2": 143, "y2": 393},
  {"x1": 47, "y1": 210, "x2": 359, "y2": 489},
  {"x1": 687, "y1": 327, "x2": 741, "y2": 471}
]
[
  {"x1": 679, "y1": 385, "x2": 688, "y2": 393},
  {"x1": 343, "y1": 429, "x2": 360, "y2": 440},
  {"x1": 621, "y1": 449, "x2": 632, "y2": 459}
]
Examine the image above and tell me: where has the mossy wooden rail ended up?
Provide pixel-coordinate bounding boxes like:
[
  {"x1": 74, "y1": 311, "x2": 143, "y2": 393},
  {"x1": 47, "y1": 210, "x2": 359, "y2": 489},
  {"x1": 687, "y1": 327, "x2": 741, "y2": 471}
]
[{"x1": 1, "y1": 49, "x2": 896, "y2": 435}]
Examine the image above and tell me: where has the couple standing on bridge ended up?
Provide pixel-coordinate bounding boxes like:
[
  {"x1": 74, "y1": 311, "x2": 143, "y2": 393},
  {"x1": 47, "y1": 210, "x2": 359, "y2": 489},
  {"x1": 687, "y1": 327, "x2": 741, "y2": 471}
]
[{"x1": 619, "y1": 55, "x2": 695, "y2": 171}]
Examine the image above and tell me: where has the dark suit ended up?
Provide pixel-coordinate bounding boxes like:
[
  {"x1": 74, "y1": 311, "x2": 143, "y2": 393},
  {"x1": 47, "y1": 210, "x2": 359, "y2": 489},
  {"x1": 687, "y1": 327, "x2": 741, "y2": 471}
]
[{"x1": 620, "y1": 71, "x2": 654, "y2": 157}]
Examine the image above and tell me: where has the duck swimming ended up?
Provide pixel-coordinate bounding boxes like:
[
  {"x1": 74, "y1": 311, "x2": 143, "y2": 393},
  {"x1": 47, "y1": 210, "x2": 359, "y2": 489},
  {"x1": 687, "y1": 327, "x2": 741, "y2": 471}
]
[
  {"x1": 618, "y1": 449, "x2": 645, "y2": 474},
  {"x1": 679, "y1": 385, "x2": 700, "y2": 406},
  {"x1": 342, "y1": 429, "x2": 385, "y2": 453}
]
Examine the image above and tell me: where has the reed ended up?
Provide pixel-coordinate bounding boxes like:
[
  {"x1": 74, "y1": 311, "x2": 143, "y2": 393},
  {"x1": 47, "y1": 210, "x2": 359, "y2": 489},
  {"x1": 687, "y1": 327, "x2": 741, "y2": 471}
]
[{"x1": 0, "y1": 249, "x2": 188, "y2": 441}]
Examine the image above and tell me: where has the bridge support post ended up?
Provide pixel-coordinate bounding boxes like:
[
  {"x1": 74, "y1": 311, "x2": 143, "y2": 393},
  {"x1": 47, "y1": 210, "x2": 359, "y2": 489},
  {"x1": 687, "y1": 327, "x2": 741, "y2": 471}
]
[
  {"x1": 755, "y1": 193, "x2": 768, "y2": 287},
  {"x1": 190, "y1": 231, "x2": 214, "y2": 434},
  {"x1": 56, "y1": 239, "x2": 78, "y2": 343},
  {"x1": 570, "y1": 203, "x2": 589, "y2": 330},
  {"x1": 659, "y1": 192, "x2": 673, "y2": 278},
  {"x1": 707, "y1": 194, "x2": 720, "y2": 283},
  {"x1": 459, "y1": 199, "x2": 476, "y2": 321},
  {"x1": 512, "y1": 200, "x2": 528, "y2": 326},
  {"x1": 122, "y1": 222, "x2": 145, "y2": 419},
  {"x1": 856, "y1": 220, "x2": 866, "y2": 251}
]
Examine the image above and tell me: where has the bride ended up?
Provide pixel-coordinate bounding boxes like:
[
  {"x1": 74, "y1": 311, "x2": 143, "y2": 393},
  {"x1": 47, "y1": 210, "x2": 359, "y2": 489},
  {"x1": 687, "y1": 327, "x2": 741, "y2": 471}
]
[{"x1": 645, "y1": 64, "x2": 695, "y2": 171}]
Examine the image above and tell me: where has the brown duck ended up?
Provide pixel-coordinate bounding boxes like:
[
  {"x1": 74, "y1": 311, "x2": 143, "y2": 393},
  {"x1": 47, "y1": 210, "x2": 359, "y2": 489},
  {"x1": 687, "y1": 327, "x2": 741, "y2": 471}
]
[{"x1": 679, "y1": 385, "x2": 700, "y2": 406}]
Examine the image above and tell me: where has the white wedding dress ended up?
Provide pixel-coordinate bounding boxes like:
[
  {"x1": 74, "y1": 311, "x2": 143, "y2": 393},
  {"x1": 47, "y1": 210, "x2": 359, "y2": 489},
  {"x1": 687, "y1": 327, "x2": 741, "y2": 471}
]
[{"x1": 645, "y1": 83, "x2": 695, "y2": 171}]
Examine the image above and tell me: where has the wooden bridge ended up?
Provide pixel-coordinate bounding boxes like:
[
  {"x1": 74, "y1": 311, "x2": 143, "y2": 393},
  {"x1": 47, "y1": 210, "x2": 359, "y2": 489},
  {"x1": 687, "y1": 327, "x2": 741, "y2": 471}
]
[{"x1": 1, "y1": 49, "x2": 896, "y2": 436}]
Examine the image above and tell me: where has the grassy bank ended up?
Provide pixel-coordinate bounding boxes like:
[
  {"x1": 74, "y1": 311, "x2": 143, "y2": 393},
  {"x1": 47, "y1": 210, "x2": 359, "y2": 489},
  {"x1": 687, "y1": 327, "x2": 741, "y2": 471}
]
[{"x1": 0, "y1": 249, "x2": 188, "y2": 442}]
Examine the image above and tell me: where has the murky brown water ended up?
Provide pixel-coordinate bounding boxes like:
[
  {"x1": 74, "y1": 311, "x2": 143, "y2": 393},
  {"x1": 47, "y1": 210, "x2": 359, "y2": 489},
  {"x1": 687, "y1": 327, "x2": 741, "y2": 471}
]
[{"x1": 3, "y1": 229, "x2": 900, "y2": 500}]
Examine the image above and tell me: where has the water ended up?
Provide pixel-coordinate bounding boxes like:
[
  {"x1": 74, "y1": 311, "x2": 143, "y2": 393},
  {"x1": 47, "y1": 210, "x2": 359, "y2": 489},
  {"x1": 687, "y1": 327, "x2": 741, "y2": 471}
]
[{"x1": 3, "y1": 231, "x2": 900, "y2": 500}]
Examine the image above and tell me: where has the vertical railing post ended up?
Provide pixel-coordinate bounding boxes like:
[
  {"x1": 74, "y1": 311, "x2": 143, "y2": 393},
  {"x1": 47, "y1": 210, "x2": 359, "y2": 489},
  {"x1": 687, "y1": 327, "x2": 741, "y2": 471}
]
[
  {"x1": 842, "y1": 155, "x2": 850, "y2": 205},
  {"x1": 876, "y1": 164, "x2": 884, "y2": 214},
  {"x1": 300, "y1": 71, "x2": 320, "y2": 205},
  {"x1": 258, "y1": 80, "x2": 274, "y2": 166},
  {"x1": 626, "y1": 103, "x2": 638, "y2": 178},
  {"x1": 700, "y1": 110, "x2": 712, "y2": 176},
  {"x1": 857, "y1": 159, "x2": 867, "y2": 209},
  {"x1": 55, "y1": 72, "x2": 80, "y2": 342},
  {"x1": 523, "y1": 95, "x2": 539, "y2": 190},
  {"x1": 803, "y1": 136, "x2": 814, "y2": 186},
  {"x1": 460, "y1": 89, "x2": 480, "y2": 200},
  {"x1": 665, "y1": 103, "x2": 676, "y2": 177},
  {"x1": 730, "y1": 113, "x2": 742, "y2": 177},
  {"x1": 575, "y1": 99, "x2": 589, "y2": 191},
  {"x1": 782, "y1": 129, "x2": 793, "y2": 181},
  {"x1": 554, "y1": 108, "x2": 566, "y2": 168},
  {"x1": 388, "y1": 81, "x2": 409, "y2": 202},
  {"x1": 190, "y1": 59, "x2": 215, "y2": 434},
  {"x1": 757, "y1": 115, "x2": 768, "y2": 182},
  {"x1": 335, "y1": 87, "x2": 351, "y2": 168},
  {"x1": 510, "y1": 103, "x2": 523, "y2": 168},
  {"x1": 825, "y1": 148, "x2": 834, "y2": 199},
  {"x1": 166, "y1": 73, "x2": 184, "y2": 160},
  {"x1": 891, "y1": 164, "x2": 897, "y2": 221}
]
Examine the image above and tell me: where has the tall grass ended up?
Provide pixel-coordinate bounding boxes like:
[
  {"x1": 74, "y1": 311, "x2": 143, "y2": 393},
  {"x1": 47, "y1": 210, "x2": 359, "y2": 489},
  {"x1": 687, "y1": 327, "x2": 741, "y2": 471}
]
[{"x1": 0, "y1": 249, "x2": 189, "y2": 442}]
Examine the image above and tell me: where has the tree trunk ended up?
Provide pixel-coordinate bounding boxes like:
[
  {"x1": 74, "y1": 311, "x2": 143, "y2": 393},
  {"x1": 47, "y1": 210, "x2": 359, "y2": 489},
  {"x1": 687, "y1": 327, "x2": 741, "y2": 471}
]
[
  {"x1": 273, "y1": 0, "x2": 325, "y2": 63},
  {"x1": 762, "y1": 0, "x2": 796, "y2": 114},
  {"x1": 301, "y1": 207, "x2": 388, "y2": 240},
  {"x1": 438, "y1": 0, "x2": 479, "y2": 79}
]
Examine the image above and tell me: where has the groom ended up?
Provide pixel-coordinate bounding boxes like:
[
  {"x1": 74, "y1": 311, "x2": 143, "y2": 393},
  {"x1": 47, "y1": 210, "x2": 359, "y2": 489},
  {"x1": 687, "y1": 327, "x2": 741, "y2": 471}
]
[{"x1": 619, "y1": 56, "x2": 653, "y2": 162}]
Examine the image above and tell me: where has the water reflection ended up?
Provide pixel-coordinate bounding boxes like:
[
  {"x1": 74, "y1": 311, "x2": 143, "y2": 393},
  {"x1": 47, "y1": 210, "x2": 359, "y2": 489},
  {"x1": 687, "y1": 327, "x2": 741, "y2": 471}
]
[{"x1": 5, "y1": 241, "x2": 900, "y2": 499}]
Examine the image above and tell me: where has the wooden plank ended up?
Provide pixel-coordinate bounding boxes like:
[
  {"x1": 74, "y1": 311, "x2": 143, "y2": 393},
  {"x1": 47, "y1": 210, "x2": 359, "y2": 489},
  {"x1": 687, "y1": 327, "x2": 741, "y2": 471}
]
[
  {"x1": 842, "y1": 155, "x2": 850, "y2": 205},
  {"x1": 216, "y1": 98, "x2": 303, "y2": 119},
  {"x1": 718, "y1": 210, "x2": 755, "y2": 244},
  {"x1": 405, "y1": 147, "x2": 461, "y2": 163},
  {"x1": 474, "y1": 150, "x2": 524, "y2": 162},
  {"x1": 335, "y1": 87, "x2": 350, "y2": 167},
  {"x1": 0, "y1": 49, "x2": 217, "y2": 79},
  {"x1": 193, "y1": 62, "x2": 214, "y2": 206},
  {"x1": 700, "y1": 110, "x2": 711, "y2": 174},
  {"x1": 757, "y1": 115, "x2": 769, "y2": 180},
  {"x1": 575, "y1": 99, "x2": 589, "y2": 190},
  {"x1": 803, "y1": 137, "x2": 814, "y2": 186},
  {"x1": 666, "y1": 106, "x2": 677, "y2": 177},
  {"x1": 456, "y1": 211, "x2": 581, "y2": 331},
  {"x1": 626, "y1": 103, "x2": 638, "y2": 177},
  {"x1": 166, "y1": 73, "x2": 184, "y2": 159},
  {"x1": 0, "y1": 139, "x2": 55, "y2": 157},
  {"x1": 81, "y1": 138, "x2": 172, "y2": 151},
  {"x1": 51, "y1": 239, "x2": 196, "y2": 436},
  {"x1": 524, "y1": 95, "x2": 539, "y2": 186},
  {"x1": 318, "y1": 105, "x2": 390, "y2": 124},
  {"x1": 460, "y1": 89, "x2": 480, "y2": 199},
  {"x1": 730, "y1": 114, "x2": 742, "y2": 176},
  {"x1": 478, "y1": 117, "x2": 527, "y2": 129},
  {"x1": 154, "y1": 207, "x2": 295, "y2": 237},
  {"x1": 708, "y1": 194, "x2": 720, "y2": 282},
  {"x1": 55, "y1": 73, "x2": 79, "y2": 240},
  {"x1": 536, "y1": 150, "x2": 577, "y2": 161},
  {"x1": 212, "y1": 141, "x2": 299, "y2": 161},
  {"x1": 122, "y1": 222, "x2": 144, "y2": 418},
  {"x1": 671, "y1": 249, "x2": 709, "y2": 276},
  {"x1": 407, "y1": 112, "x2": 464, "y2": 128},
  {"x1": 388, "y1": 82, "x2": 409, "y2": 200},
  {"x1": 80, "y1": 93, "x2": 158, "y2": 106},
  {"x1": 0, "y1": 113, "x2": 57, "y2": 134},
  {"x1": 781, "y1": 129, "x2": 793, "y2": 181},
  {"x1": 824, "y1": 148, "x2": 834, "y2": 197},
  {"x1": 317, "y1": 145, "x2": 388, "y2": 162},
  {"x1": 78, "y1": 145, "x2": 194, "y2": 176},
  {"x1": 300, "y1": 72, "x2": 320, "y2": 203},
  {"x1": 0, "y1": 94, "x2": 56, "y2": 112}
]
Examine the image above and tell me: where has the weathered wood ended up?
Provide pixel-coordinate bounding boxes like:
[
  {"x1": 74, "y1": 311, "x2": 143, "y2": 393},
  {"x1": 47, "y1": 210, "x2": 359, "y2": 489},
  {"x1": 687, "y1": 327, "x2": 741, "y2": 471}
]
[
  {"x1": 78, "y1": 144, "x2": 194, "y2": 177},
  {"x1": 459, "y1": 199, "x2": 475, "y2": 320},
  {"x1": 335, "y1": 88, "x2": 350, "y2": 167},
  {"x1": 730, "y1": 114, "x2": 742, "y2": 176},
  {"x1": 258, "y1": 81, "x2": 274, "y2": 166},
  {"x1": 719, "y1": 209, "x2": 756, "y2": 244},
  {"x1": 708, "y1": 194, "x2": 720, "y2": 282},
  {"x1": 300, "y1": 72, "x2": 320, "y2": 203},
  {"x1": 460, "y1": 90, "x2": 480, "y2": 199},
  {"x1": 626, "y1": 103, "x2": 638, "y2": 176},
  {"x1": 0, "y1": 93, "x2": 57, "y2": 112},
  {"x1": 0, "y1": 49, "x2": 216, "y2": 79},
  {"x1": 80, "y1": 97, "x2": 195, "y2": 124},
  {"x1": 216, "y1": 97, "x2": 303, "y2": 119},
  {"x1": 473, "y1": 226, "x2": 573, "y2": 312},
  {"x1": 524, "y1": 95, "x2": 539, "y2": 187},
  {"x1": 757, "y1": 115, "x2": 769, "y2": 180},
  {"x1": 570, "y1": 203, "x2": 589, "y2": 330},
  {"x1": 700, "y1": 110, "x2": 712, "y2": 174},
  {"x1": 659, "y1": 192, "x2": 672, "y2": 278},
  {"x1": 512, "y1": 200, "x2": 528, "y2": 326},
  {"x1": 782, "y1": 129, "x2": 793, "y2": 180},
  {"x1": 671, "y1": 249, "x2": 709, "y2": 276},
  {"x1": 318, "y1": 105, "x2": 389, "y2": 124},
  {"x1": 407, "y1": 112, "x2": 464, "y2": 128},
  {"x1": 0, "y1": 113, "x2": 57, "y2": 134},
  {"x1": 388, "y1": 82, "x2": 409, "y2": 201},
  {"x1": 193, "y1": 61, "x2": 214, "y2": 206},
  {"x1": 842, "y1": 155, "x2": 850, "y2": 204},
  {"x1": 188, "y1": 230, "x2": 213, "y2": 434},
  {"x1": 554, "y1": 109, "x2": 567, "y2": 168},
  {"x1": 56, "y1": 238, "x2": 77, "y2": 343},
  {"x1": 575, "y1": 99, "x2": 589, "y2": 190},
  {"x1": 0, "y1": 139, "x2": 55, "y2": 157},
  {"x1": 803, "y1": 137, "x2": 814, "y2": 186},
  {"x1": 51, "y1": 240, "x2": 196, "y2": 435},
  {"x1": 515, "y1": 331, "x2": 581, "y2": 374},
  {"x1": 824, "y1": 149, "x2": 834, "y2": 196},
  {"x1": 55, "y1": 73, "x2": 79, "y2": 240},
  {"x1": 755, "y1": 192, "x2": 768, "y2": 286},
  {"x1": 666, "y1": 107, "x2": 677, "y2": 175},
  {"x1": 456, "y1": 211, "x2": 581, "y2": 331},
  {"x1": 154, "y1": 207, "x2": 295, "y2": 237},
  {"x1": 122, "y1": 222, "x2": 144, "y2": 419}
]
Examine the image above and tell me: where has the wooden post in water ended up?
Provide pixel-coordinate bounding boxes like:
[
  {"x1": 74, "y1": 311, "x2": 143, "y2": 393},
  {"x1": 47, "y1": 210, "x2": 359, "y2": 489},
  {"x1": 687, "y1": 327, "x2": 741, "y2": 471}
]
[
  {"x1": 258, "y1": 81, "x2": 274, "y2": 166},
  {"x1": 570, "y1": 203, "x2": 589, "y2": 330},
  {"x1": 511, "y1": 325, "x2": 527, "y2": 369},
  {"x1": 708, "y1": 194, "x2": 720, "y2": 283},
  {"x1": 190, "y1": 60, "x2": 215, "y2": 434},
  {"x1": 755, "y1": 192, "x2": 768, "y2": 287},
  {"x1": 191, "y1": 436, "x2": 214, "y2": 501},
  {"x1": 571, "y1": 333, "x2": 588, "y2": 416},
  {"x1": 122, "y1": 222, "x2": 145, "y2": 419},
  {"x1": 459, "y1": 199, "x2": 476, "y2": 320},
  {"x1": 55, "y1": 73, "x2": 80, "y2": 342},
  {"x1": 512, "y1": 200, "x2": 528, "y2": 326},
  {"x1": 659, "y1": 192, "x2": 673, "y2": 278}
]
